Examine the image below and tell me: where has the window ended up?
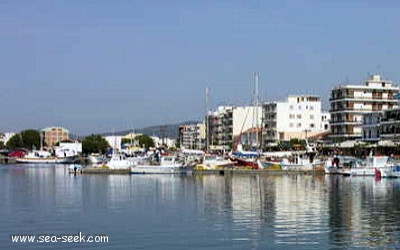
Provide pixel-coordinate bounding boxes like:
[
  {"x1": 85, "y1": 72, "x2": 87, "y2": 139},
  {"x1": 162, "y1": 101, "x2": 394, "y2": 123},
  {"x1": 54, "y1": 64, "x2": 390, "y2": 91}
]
[
  {"x1": 310, "y1": 123, "x2": 315, "y2": 128},
  {"x1": 289, "y1": 114, "x2": 295, "y2": 119},
  {"x1": 289, "y1": 123, "x2": 293, "y2": 127},
  {"x1": 310, "y1": 115, "x2": 314, "y2": 119},
  {"x1": 297, "y1": 123, "x2": 302, "y2": 127},
  {"x1": 297, "y1": 114, "x2": 302, "y2": 119},
  {"x1": 289, "y1": 105, "x2": 293, "y2": 110},
  {"x1": 310, "y1": 106, "x2": 314, "y2": 110}
]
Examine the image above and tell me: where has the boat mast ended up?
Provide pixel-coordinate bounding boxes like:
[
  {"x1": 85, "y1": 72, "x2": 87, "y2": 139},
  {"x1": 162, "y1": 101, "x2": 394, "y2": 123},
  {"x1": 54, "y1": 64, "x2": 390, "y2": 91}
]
[
  {"x1": 205, "y1": 86, "x2": 210, "y2": 153},
  {"x1": 253, "y1": 72, "x2": 260, "y2": 150}
]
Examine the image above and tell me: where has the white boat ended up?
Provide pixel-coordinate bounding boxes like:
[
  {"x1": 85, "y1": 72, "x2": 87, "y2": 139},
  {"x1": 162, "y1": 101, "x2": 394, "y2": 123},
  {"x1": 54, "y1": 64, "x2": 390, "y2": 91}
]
[
  {"x1": 88, "y1": 154, "x2": 107, "y2": 164},
  {"x1": 378, "y1": 165, "x2": 400, "y2": 178},
  {"x1": 107, "y1": 153, "x2": 134, "y2": 170},
  {"x1": 195, "y1": 154, "x2": 234, "y2": 170},
  {"x1": 342, "y1": 155, "x2": 395, "y2": 176},
  {"x1": 280, "y1": 152, "x2": 321, "y2": 171},
  {"x1": 130, "y1": 156, "x2": 191, "y2": 174},
  {"x1": 16, "y1": 150, "x2": 77, "y2": 164},
  {"x1": 324, "y1": 156, "x2": 360, "y2": 174}
]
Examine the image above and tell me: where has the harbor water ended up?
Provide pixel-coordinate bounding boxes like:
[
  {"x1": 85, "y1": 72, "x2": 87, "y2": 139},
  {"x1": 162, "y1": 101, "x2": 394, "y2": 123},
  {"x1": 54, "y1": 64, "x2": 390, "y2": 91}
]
[{"x1": 1, "y1": 164, "x2": 400, "y2": 249}]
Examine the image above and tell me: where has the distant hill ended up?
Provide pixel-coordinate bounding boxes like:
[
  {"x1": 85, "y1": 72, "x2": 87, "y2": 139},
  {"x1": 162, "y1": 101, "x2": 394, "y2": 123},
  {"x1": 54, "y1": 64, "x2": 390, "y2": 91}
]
[
  {"x1": 136, "y1": 121, "x2": 199, "y2": 138},
  {"x1": 96, "y1": 121, "x2": 199, "y2": 139}
]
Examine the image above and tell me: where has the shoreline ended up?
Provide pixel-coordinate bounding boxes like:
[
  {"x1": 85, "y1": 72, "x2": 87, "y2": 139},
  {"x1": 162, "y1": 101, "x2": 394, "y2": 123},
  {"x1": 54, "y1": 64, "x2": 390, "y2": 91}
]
[{"x1": 71, "y1": 167, "x2": 325, "y2": 175}]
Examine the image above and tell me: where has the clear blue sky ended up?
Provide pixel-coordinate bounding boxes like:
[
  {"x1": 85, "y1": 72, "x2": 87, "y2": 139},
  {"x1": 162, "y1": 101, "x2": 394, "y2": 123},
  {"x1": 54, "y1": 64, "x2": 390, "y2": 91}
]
[{"x1": 1, "y1": 1, "x2": 399, "y2": 135}]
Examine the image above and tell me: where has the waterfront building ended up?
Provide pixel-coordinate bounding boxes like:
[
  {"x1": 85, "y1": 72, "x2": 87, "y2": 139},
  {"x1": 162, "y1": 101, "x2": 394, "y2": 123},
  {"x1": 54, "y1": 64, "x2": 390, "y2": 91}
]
[
  {"x1": 41, "y1": 127, "x2": 69, "y2": 147},
  {"x1": 362, "y1": 112, "x2": 383, "y2": 142},
  {"x1": 104, "y1": 135, "x2": 122, "y2": 150},
  {"x1": 179, "y1": 122, "x2": 205, "y2": 150},
  {"x1": 378, "y1": 108, "x2": 400, "y2": 141},
  {"x1": 330, "y1": 74, "x2": 399, "y2": 140},
  {"x1": 262, "y1": 95, "x2": 329, "y2": 144},
  {"x1": 206, "y1": 106, "x2": 262, "y2": 151},
  {"x1": 151, "y1": 136, "x2": 176, "y2": 149}
]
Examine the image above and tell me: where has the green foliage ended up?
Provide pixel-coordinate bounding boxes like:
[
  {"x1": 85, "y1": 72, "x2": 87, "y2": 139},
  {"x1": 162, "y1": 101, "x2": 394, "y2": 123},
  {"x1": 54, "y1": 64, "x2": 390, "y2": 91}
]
[
  {"x1": 6, "y1": 129, "x2": 41, "y2": 150},
  {"x1": 135, "y1": 134, "x2": 155, "y2": 149},
  {"x1": 20, "y1": 130, "x2": 41, "y2": 149},
  {"x1": 82, "y1": 134, "x2": 110, "y2": 155},
  {"x1": 0, "y1": 141, "x2": 4, "y2": 149},
  {"x1": 289, "y1": 138, "x2": 306, "y2": 149},
  {"x1": 6, "y1": 134, "x2": 23, "y2": 149}
]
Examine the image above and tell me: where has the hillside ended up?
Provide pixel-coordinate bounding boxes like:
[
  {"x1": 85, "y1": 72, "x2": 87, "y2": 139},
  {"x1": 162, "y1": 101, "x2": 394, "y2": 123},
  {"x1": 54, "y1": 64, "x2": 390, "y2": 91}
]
[
  {"x1": 136, "y1": 121, "x2": 199, "y2": 138},
  {"x1": 97, "y1": 121, "x2": 199, "y2": 139}
]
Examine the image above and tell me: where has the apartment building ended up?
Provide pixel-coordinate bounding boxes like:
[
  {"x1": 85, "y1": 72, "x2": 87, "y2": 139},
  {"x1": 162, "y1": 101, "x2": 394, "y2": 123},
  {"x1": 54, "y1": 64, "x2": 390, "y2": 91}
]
[
  {"x1": 263, "y1": 95, "x2": 328, "y2": 143},
  {"x1": 362, "y1": 112, "x2": 383, "y2": 142},
  {"x1": 206, "y1": 106, "x2": 262, "y2": 151},
  {"x1": 330, "y1": 75, "x2": 399, "y2": 140},
  {"x1": 374, "y1": 108, "x2": 400, "y2": 141},
  {"x1": 41, "y1": 126, "x2": 69, "y2": 147},
  {"x1": 178, "y1": 122, "x2": 205, "y2": 150}
]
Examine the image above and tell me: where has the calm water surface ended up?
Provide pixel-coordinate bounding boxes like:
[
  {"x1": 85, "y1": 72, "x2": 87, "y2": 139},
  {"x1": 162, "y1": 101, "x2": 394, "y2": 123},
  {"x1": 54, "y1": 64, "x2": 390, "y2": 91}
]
[{"x1": 1, "y1": 164, "x2": 400, "y2": 249}]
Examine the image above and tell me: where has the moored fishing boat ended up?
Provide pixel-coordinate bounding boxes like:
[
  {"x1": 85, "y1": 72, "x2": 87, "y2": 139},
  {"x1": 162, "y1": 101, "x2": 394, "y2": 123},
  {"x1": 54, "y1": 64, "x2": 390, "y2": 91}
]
[
  {"x1": 15, "y1": 150, "x2": 77, "y2": 164},
  {"x1": 229, "y1": 151, "x2": 259, "y2": 169},
  {"x1": 88, "y1": 153, "x2": 107, "y2": 164},
  {"x1": 377, "y1": 164, "x2": 400, "y2": 178},
  {"x1": 324, "y1": 156, "x2": 360, "y2": 174},
  {"x1": 107, "y1": 153, "x2": 134, "y2": 170},
  {"x1": 130, "y1": 155, "x2": 191, "y2": 174},
  {"x1": 342, "y1": 155, "x2": 395, "y2": 176},
  {"x1": 195, "y1": 154, "x2": 235, "y2": 170}
]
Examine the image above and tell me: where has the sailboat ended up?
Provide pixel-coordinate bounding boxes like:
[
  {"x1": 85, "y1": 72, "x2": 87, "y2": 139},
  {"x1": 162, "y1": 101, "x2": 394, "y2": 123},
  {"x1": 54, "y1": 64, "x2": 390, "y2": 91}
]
[{"x1": 229, "y1": 73, "x2": 262, "y2": 169}]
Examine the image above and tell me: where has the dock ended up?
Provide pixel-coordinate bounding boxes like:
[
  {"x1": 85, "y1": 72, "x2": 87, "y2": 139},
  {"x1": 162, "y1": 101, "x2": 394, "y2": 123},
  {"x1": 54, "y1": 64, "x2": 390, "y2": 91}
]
[
  {"x1": 0, "y1": 156, "x2": 17, "y2": 164},
  {"x1": 72, "y1": 167, "x2": 324, "y2": 175},
  {"x1": 192, "y1": 169, "x2": 325, "y2": 175},
  {"x1": 72, "y1": 167, "x2": 130, "y2": 174}
]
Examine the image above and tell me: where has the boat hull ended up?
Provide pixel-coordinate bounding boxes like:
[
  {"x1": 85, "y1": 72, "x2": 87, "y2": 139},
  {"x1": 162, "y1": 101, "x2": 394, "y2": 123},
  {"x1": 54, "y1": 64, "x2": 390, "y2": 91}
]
[
  {"x1": 130, "y1": 165, "x2": 191, "y2": 174},
  {"x1": 16, "y1": 156, "x2": 77, "y2": 164},
  {"x1": 379, "y1": 166, "x2": 400, "y2": 178},
  {"x1": 343, "y1": 168, "x2": 376, "y2": 176},
  {"x1": 230, "y1": 157, "x2": 259, "y2": 169}
]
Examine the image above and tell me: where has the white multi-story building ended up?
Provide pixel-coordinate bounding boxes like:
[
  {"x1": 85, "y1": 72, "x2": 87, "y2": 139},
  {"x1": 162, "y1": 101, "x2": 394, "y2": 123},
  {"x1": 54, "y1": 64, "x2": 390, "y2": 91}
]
[
  {"x1": 151, "y1": 136, "x2": 176, "y2": 148},
  {"x1": 330, "y1": 74, "x2": 399, "y2": 140},
  {"x1": 178, "y1": 122, "x2": 205, "y2": 150},
  {"x1": 362, "y1": 112, "x2": 383, "y2": 142},
  {"x1": 206, "y1": 106, "x2": 262, "y2": 150},
  {"x1": 263, "y1": 95, "x2": 329, "y2": 143}
]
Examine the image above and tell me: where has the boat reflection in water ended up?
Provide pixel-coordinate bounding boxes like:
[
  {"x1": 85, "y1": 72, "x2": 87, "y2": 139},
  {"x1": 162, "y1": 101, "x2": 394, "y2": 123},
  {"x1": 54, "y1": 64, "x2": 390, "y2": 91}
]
[{"x1": 2, "y1": 164, "x2": 400, "y2": 249}]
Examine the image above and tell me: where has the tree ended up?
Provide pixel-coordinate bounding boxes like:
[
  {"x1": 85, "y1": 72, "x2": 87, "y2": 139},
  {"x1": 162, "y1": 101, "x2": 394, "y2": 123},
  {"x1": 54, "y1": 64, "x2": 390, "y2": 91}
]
[
  {"x1": 20, "y1": 129, "x2": 41, "y2": 149},
  {"x1": 6, "y1": 134, "x2": 23, "y2": 149},
  {"x1": 82, "y1": 134, "x2": 110, "y2": 155},
  {"x1": 0, "y1": 141, "x2": 4, "y2": 149},
  {"x1": 6, "y1": 130, "x2": 41, "y2": 150},
  {"x1": 135, "y1": 134, "x2": 155, "y2": 149}
]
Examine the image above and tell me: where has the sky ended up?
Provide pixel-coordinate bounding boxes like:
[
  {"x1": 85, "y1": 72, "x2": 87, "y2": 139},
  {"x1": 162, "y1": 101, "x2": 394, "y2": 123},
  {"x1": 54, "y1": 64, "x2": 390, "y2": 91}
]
[{"x1": 1, "y1": 0, "x2": 400, "y2": 135}]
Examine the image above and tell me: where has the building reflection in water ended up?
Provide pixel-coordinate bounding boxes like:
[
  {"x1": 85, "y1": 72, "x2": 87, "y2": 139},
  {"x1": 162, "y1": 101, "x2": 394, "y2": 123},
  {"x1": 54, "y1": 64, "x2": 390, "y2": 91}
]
[
  {"x1": 3, "y1": 164, "x2": 400, "y2": 248},
  {"x1": 326, "y1": 176, "x2": 400, "y2": 248},
  {"x1": 195, "y1": 174, "x2": 329, "y2": 246}
]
